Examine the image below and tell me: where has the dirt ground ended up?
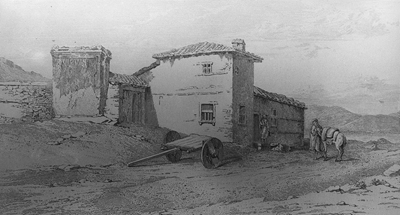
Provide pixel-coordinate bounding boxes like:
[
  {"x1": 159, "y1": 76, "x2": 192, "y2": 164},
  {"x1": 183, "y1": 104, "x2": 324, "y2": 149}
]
[{"x1": 1, "y1": 119, "x2": 400, "y2": 215}]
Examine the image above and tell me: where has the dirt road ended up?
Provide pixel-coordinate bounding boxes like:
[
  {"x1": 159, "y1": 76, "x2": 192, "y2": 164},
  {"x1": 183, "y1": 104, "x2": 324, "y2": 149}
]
[{"x1": 1, "y1": 132, "x2": 400, "y2": 215}]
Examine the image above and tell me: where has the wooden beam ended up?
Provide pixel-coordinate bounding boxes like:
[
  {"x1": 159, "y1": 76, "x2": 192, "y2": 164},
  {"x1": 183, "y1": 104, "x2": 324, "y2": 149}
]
[{"x1": 127, "y1": 148, "x2": 180, "y2": 167}]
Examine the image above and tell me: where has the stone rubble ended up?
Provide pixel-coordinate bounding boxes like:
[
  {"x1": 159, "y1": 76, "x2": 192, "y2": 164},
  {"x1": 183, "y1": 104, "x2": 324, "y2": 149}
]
[
  {"x1": 1, "y1": 84, "x2": 53, "y2": 123},
  {"x1": 270, "y1": 142, "x2": 291, "y2": 152},
  {"x1": 71, "y1": 131, "x2": 86, "y2": 138}
]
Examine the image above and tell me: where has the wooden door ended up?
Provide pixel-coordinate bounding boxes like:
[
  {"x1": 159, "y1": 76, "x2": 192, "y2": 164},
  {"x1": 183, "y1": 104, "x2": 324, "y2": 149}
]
[{"x1": 119, "y1": 86, "x2": 145, "y2": 124}]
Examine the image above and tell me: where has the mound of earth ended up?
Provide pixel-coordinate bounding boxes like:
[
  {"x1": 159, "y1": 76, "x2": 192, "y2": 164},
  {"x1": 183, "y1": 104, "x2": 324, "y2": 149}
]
[
  {"x1": 364, "y1": 138, "x2": 394, "y2": 150},
  {"x1": 366, "y1": 138, "x2": 393, "y2": 145},
  {"x1": 0, "y1": 119, "x2": 171, "y2": 170}
]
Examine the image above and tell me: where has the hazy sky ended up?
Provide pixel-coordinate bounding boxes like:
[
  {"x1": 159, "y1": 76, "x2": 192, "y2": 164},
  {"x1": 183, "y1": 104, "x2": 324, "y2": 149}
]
[{"x1": 1, "y1": 0, "x2": 400, "y2": 113}]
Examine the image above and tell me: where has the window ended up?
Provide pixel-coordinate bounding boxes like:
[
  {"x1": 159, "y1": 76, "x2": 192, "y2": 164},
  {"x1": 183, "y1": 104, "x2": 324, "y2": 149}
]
[
  {"x1": 271, "y1": 108, "x2": 277, "y2": 126},
  {"x1": 199, "y1": 103, "x2": 216, "y2": 126},
  {"x1": 202, "y1": 63, "x2": 213, "y2": 74},
  {"x1": 239, "y1": 105, "x2": 246, "y2": 124}
]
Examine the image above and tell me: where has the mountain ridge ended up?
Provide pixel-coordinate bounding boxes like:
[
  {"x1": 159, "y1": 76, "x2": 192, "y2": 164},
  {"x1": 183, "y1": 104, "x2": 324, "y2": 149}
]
[
  {"x1": 304, "y1": 104, "x2": 400, "y2": 134},
  {"x1": 0, "y1": 57, "x2": 50, "y2": 82}
]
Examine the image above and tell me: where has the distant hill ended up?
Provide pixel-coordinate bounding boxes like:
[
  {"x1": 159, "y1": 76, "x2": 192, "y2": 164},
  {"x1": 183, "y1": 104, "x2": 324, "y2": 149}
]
[
  {"x1": 0, "y1": 57, "x2": 50, "y2": 82},
  {"x1": 305, "y1": 105, "x2": 400, "y2": 134}
]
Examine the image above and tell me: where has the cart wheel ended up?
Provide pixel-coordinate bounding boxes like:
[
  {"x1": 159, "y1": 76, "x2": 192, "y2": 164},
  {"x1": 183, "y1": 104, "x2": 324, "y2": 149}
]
[
  {"x1": 165, "y1": 130, "x2": 181, "y2": 143},
  {"x1": 201, "y1": 138, "x2": 224, "y2": 169},
  {"x1": 164, "y1": 131, "x2": 182, "y2": 163},
  {"x1": 166, "y1": 149, "x2": 182, "y2": 163}
]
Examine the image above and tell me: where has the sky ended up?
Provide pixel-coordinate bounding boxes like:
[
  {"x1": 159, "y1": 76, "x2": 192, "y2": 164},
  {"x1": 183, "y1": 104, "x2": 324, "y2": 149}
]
[{"x1": 1, "y1": 0, "x2": 400, "y2": 114}]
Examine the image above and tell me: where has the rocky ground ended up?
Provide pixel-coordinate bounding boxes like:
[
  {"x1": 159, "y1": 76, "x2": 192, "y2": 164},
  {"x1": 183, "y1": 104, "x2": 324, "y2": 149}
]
[{"x1": 0, "y1": 118, "x2": 400, "y2": 215}]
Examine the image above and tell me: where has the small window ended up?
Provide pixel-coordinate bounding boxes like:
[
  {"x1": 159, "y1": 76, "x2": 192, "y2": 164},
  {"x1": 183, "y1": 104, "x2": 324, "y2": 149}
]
[
  {"x1": 239, "y1": 105, "x2": 246, "y2": 124},
  {"x1": 202, "y1": 63, "x2": 213, "y2": 74},
  {"x1": 199, "y1": 103, "x2": 216, "y2": 126}
]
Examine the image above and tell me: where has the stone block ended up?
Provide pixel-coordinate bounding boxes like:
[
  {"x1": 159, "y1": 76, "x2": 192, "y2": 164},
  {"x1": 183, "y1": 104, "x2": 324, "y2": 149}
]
[{"x1": 383, "y1": 164, "x2": 400, "y2": 177}]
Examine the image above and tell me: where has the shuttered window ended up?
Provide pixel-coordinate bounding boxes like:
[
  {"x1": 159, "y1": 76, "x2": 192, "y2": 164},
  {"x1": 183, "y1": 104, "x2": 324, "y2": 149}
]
[{"x1": 199, "y1": 103, "x2": 216, "y2": 126}]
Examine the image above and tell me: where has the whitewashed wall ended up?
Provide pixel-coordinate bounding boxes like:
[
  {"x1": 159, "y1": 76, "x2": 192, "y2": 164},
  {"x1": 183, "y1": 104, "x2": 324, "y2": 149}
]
[{"x1": 143, "y1": 54, "x2": 234, "y2": 141}]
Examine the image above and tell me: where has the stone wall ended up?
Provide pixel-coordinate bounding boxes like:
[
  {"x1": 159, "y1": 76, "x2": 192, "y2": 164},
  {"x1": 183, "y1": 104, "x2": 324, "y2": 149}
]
[
  {"x1": 232, "y1": 56, "x2": 255, "y2": 145},
  {"x1": 254, "y1": 96, "x2": 305, "y2": 147},
  {"x1": 0, "y1": 82, "x2": 54, "y2": 123}
]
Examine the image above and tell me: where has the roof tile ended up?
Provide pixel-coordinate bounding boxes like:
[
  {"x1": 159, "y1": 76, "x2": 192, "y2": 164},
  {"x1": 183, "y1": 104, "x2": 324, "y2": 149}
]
[
  {"x1": 109, "y1": 72, "x2": 148, "y2": 87},
  {"x1": 153, "y1": 41, "x2": 263, "y2": 62},
  {"x1": 254, "y1": 86, "x2": 306, "y2": 109}
]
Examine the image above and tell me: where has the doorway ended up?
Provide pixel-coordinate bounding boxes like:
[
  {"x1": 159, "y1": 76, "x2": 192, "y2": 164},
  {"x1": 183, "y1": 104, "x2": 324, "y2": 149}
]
[{"x1": 253, "y1": 113, "x2": 260, "y2": 143}]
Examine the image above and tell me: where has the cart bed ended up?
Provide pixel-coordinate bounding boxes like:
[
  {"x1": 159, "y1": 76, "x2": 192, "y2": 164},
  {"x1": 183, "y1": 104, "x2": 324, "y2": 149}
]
[
  {"x1": 128, "y1": 132, "x2": 223, "y2": 169},
  {"x1": 164, "y1": 134, "x2": 211, "y2": 151}
]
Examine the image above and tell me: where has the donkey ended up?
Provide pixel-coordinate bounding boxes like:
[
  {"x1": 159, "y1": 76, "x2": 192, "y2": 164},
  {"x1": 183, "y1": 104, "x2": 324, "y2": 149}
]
[{"x1": 317, "y1": 127, "x2": 347, "y2": 162}]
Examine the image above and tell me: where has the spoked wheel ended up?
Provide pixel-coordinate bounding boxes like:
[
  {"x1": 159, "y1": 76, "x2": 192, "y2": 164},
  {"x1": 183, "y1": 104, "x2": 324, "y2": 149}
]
[
  {"x1": 166, "y1": 149, "x2": 182, "y2": 163},
  {"x1": 164, "y1": 130, "x2": 182, "y2": 163},
  {"x1": 201, "y1": 138, "x2": 224, "y2": 169}
]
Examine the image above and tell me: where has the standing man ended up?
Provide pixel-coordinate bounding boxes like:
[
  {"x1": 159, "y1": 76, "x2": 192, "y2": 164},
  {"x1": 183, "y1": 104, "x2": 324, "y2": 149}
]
[
  {"x1": 259, "y1": 114, "x2": 270, "y2": 150},
  {"x1": 310, "y1": 118, "x2": 327, "y2": 160},
  {"x1": 310, "y1": 119, "x2": 322, "y2": 150}
]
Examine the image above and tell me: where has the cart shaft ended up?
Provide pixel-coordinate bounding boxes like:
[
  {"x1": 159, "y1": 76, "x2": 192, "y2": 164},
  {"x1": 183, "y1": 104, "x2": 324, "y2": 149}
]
[{"x1": 127, "y1": 148, "x2": 180, "y2": 167}]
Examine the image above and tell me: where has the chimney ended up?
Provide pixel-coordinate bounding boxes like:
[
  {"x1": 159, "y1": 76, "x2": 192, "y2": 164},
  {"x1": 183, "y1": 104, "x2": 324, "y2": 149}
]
[{"x1": 232, "y1": 39, "x2": 246, "y2": 52}]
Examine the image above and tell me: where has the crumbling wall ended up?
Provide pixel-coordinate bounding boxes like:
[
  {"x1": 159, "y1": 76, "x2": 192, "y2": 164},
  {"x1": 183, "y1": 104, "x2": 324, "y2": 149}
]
[
  {"x1": 0, "y1": 83, "x2": 54, "y2": 123},
  {"x1": 50, "y1": 46, "x2": 111, "y2": 117}
]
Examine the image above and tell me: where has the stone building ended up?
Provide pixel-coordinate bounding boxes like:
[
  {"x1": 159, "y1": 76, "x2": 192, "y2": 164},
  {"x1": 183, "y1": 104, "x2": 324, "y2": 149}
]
[
  {"x1": 253, "y1": 86, "x2": 306, "y2": 147},
  {"x1": 50, "y1": 45, "x2": 111, "y2": 117},
  {"x1": 134, "y1": 39, "x2": 306, "y2": 146}
]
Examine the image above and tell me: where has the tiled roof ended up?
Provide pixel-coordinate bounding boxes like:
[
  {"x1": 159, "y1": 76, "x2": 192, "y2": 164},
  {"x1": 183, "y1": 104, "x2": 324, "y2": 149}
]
[
  {"x1": 254, "y1": 86, "x2": 306, "y2": 109},
  {"x1": 109, "y1": 72, "x2": 148, "y2": 87},
  {"x1": 152, "y1": 41, "x2": 263, "y2": 62}
]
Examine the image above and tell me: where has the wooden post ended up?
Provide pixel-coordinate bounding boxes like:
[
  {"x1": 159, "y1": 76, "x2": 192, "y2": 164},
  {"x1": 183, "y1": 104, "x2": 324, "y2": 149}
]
[{"x1": 141, "y1": 90, "x2": 146, "y2": 125}]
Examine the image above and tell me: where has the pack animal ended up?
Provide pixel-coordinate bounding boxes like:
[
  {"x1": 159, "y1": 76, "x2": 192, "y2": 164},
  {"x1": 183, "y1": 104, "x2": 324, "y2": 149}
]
[{"x1": 317, "y1": 127, "x2": 347, "y2": 162}]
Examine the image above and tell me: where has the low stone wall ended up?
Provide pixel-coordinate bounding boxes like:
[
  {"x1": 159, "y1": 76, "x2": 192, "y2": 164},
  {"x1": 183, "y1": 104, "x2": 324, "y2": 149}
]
[{"x1": 0, "y1": 82, "x2": 54, "y2": 123}]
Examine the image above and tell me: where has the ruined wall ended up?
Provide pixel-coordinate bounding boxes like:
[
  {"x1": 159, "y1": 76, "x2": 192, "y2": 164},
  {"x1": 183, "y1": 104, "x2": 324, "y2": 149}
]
[
  {"x1": 50, "y1": 46, "x2": 111, "y2": 117},
  {"x1": 232, "y1": 56, "x2": 255, "y2": 145},
  {"x1": 139, "y1": 54, "x2": 233, "y2": 142},
  {"x1": 254, "y1": 96, "x2": 305, "y2": 147},
  {"x1": 0, "y1": 82, "x2": 53, "y2": 123}
]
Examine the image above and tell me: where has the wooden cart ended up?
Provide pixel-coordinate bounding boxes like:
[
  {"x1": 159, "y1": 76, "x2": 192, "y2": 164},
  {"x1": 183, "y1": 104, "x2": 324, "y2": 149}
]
[{"x1": 127, "y1": 131, "x2": 224, "y2": 169}]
